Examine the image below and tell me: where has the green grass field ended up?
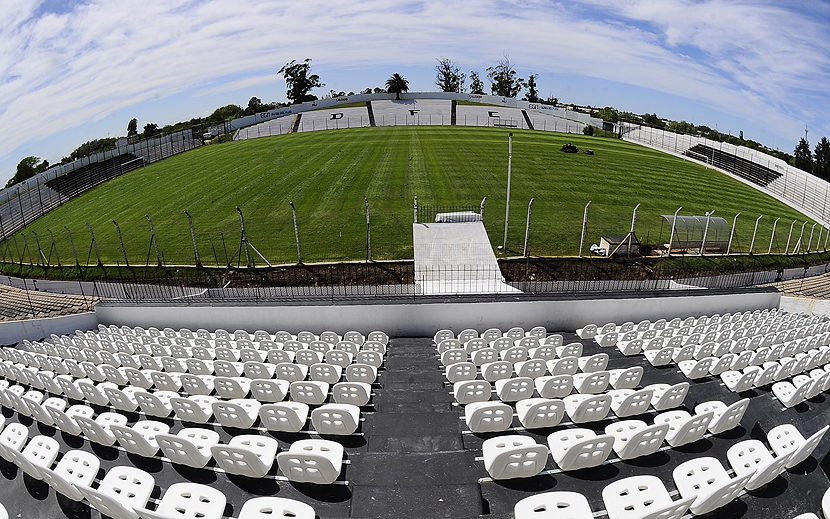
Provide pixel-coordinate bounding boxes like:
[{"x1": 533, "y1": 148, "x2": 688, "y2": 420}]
[{"x1": 3, "y1": 126, "x2": 816, "y2": 267}]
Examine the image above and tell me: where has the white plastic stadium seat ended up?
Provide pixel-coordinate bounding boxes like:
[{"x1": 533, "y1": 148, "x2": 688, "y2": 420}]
[
  {"x1": 276, "y1": 438, "x2": 344, "y2": 484},
  {"x1": 516, "y1": 398, "x2": 565, "y2": 430},
  {"x1": 76, "y1": 466, "x2": 155, "y2": 519},
  {"x1": 603, "y1": 475, "x2": 693, "y2": 519},
  {"x1": 672, "y1": 456, "x2": 753, "y2": 516},
  {"x1": 726, "y1": 439, "x2": 792, "y2": 490},
  {"x1": 767, "y1": 424, "x2": 829, "y2": 468},
  {"x1": 481, "y1": 435, "x2": 548, "y2": 480},
  {"x1": 514, "y1": 491, "x2": 593, "y2": 519},
  {"x1": 547, "y1": 428, "x2": 614, "y2": 471},
  {"x1": 238, "y1": 497, "x2": 316, "y2": 519},
  {"x1": 156, "y1": 428, "x2": 220, "y2": 469},
  {"x1": 654, "y1": 410, "x2": 713, "y2": 447},
  {"x1": 210, "y1": 435, "x2": 279, "y2": 478},
  {"x1": 311, "y1": 403, "x2": 361, "y2": 435},
  {"x1": 134, "y1": 482, "x2": 226, "y2": 519},
  {"x1": 464, "y1": 402, "x2": 512, "y2": 433},
  {"x1": 259, "y1": 402, "x2": 309, "y2": 433},
  {"x1": 604, "y1": 420, "x2": 669, "y2": 460}
]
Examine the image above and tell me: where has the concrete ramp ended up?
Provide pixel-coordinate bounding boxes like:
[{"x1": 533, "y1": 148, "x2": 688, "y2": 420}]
[{"x1": 413, "y1": 222, "x2": 521, "y2": 295}]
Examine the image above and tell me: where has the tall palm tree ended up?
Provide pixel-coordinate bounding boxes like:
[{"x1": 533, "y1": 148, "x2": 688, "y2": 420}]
[{"x1": 385, "y1": 73, "x2": 409, "y2": 100}]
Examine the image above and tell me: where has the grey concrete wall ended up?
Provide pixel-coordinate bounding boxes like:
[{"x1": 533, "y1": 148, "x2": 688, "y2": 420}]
[
  {"x1": 0, "y1": 312, "x2": 99, "y2": 346},
  {"x1": 95, "y1": 290, "x2": 780, "y2": 337}
]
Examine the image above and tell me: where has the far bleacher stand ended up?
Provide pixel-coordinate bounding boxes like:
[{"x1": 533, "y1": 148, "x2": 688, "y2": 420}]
[
  {"x1": 44, "y1": 154, "x2": 144, "y2": 199},
  {"x1": 684, "y1": 144, "x2": 782, "y2": 187}
]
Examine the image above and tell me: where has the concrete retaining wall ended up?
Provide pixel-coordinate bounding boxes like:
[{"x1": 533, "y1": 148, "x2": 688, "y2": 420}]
[
  {"x1": 0, "y1": 313, "x2": 99, "y2": 346},
  {"x1": 95, "y1": 290, "x2": 779, "y2": 337}
]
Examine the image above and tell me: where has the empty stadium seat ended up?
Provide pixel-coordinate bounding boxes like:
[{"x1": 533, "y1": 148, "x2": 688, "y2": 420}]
[{"x1": 481, "y1": 435, "x2": 548, "y2": 480}]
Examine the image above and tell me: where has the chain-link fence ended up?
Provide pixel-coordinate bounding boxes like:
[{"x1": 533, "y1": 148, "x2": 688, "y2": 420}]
[{"x1": 5, "y1": 254, "x2": 828, "y2": 303}]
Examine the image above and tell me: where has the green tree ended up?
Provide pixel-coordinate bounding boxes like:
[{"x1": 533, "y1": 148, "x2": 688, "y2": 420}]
[
  {"x1": 245, "y1": 97, "x2": 263, "y2": 115},
  {"x1": 385, "y1": 73, "x2": 409, "y2": 100},
  {"x1": 813, "y1": 137, "x2": 830, "y2": 180},
  {"x1": 793, "y1": 137, "x2": 813, "y2": 172},
  {"x1": 523, "y1": 74, "x2": 539, "y2": 103},
  {"x1": 596, "y1": 107, "x2": 619, "y2": 123},
  {"x1": 469, "y1": 71, "x2": 485, "y2": 94},
  {"x1": 127, "y1": 118, "x2": 138, "y2": 137},
  {"x1": 642, "y1": 113, "x2": 665, "y2": 129},
  {"x1": 486, "y1": 55, "x2": 525, "y2": 98},
  {"x1": 279, "y1": 58, "x2": 324, "y2": 104},
  {"x1": 8, "y1": 156, "x2": 48, "y2": 187},
  {"x1": 143, "y1": 123, "x2": 159, "y2": 138},
  {"x1": 435, "y1": 58, "x2": 465, "y2": 92},
  {"x1": 207, "y1": 104, "x2": 244, "y2": 125},
  {"x1": 545, "y1": 96, "x2": 559, "y2": 107}
]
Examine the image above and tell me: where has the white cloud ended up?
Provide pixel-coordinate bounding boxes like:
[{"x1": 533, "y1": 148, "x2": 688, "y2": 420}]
[{"x1": 0, "y1": 0, "x2": 828, "y2": 180}]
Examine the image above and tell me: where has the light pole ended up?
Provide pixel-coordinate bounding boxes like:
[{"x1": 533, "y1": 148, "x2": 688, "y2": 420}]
[{"x1": 503, "y1": 132, "x2": 513, "y2": 251}]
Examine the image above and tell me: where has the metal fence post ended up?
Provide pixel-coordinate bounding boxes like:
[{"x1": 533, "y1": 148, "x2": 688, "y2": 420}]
[
  {"x1": 579, "y1": 201, "x2": 591, "y2": 257},
  {"x1": 65, "y1": 226, "x2": 79, "y2": 266},
  {"x1": 480, "y1": 197, "x2": 486, "y2": 223},
  {"x1": 808, "y1": 223, "x2": 817, "y2": 252},
  {"x1": 768, "y1": 217, "x2": 780, "y2": 254},
  {"x1": 785, "y1": 220, "x2": 797, "y2": 255},
  {"x1": 21, "y1": 233, "x2": 33, "y2": 264},
  {"x1": 414, "y1": 197, "x2": 418, "y2": 223},
  {"x1": 184, "y1": 212, "x2": 202, "y2": 267},
  {"x1": 667, "y1": 207, "x2": 682, "y2": 257},
  {"x1": 700, "y1": 210, "x2": 714, "y2": 255},
  {"x1": 291, "y1": 202, "x2": 302, "y2": 264},
  {"x1": 749, "y1": 215, "x2": 762, "y2": 254},
  {"x1": 524, "y1": 198, "x2": 534, "y2": 257},
  {"x1": 794, "y1": 221, "x2": 807, "y2": 254},
  {"x1": 146, "y1": 215, "x2": 161, "y2": 266},
  {"x1": 816, "y1": 225, "x2": 823, "y2": 253},
  {"x1": 112, "y1": 220, "x2": 129, "y2": 267},
  {"x1": 32, "y1": 231, "x2": 48, "y2": 265},
  {"x1": 47, "y1": 229, "x2": 60, "y2": 266}
]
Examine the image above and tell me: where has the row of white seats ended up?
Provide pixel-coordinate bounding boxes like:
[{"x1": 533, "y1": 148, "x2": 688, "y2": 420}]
[
  {"x1": 1, "y1": 380, "x2": 360, "y2": 437},
  {"x1": 2, "y1": 360, "x2": 376, "y2": 401},
  {"x1": 616, "y1": 326, "x2": 830, "y2": 357},
  {"x1": 0, "y1": 430, "x2": 317, "y2": 519},
  {"x1": 640, "y1": 335, "x2": 828, "y2": 368},
  {"x1": 0, "y1": 359, "x2": 374, "y2": 410},
  {"x1": 0, "y1": 352, "x2": 379, "y2": 393},
  {"x1": 598, "y1": 323, "x2": 829, "y2": 350},
  {"x1": 0, "y1": 405, "x2": 346, "y2": 483},
  {"x1": 577, "y1": 308, "x2": 802, "y2": 339},
  {"x1": 89, "y1": 323, "x2": 389, "y2": 346},
  {"x1": 434, "y1": 326, "x2": 547, "y2": 345},
  {"x1": 503, "y1": 423, "x2": 824, "y2": 517},
  {"x1": 667, "y1": 344, "x2": 830, "y2": 384},
  {"x1": 453, "y1": 368, "x2": 661, "y2": 405},
  {"x1": 439, "y1": 343, "x2": 598, "y2": 369},
  {"x1": 449, "y1": 359, "x2": 641, "y2": 388},
  {"x1": 585, "y1": 312, "x2": 826, "y2": 345},
  {"x1": 463, "y1": 383, "x2": 698, "y2": 430},
  {"x1": 20, "y1": 338, "x2": 387, "y2": 366}
]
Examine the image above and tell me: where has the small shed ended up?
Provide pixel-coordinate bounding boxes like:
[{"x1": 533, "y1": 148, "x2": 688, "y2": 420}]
[
  {"x1": 662, "y1": 214, "x2": 730, "y2": 253},
  {"x1": 600, "y1": 235, "x2": 640, "y2": 256}
]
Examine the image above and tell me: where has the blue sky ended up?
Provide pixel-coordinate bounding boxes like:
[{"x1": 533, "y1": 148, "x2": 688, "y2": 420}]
[{"x1": 1, "y1": 0, "x2": 829, "y2": 184}]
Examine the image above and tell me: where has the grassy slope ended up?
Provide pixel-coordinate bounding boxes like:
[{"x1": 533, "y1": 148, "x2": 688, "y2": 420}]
[{"x1": 5, "y1": 126, "x2": 814, "y2": 266}]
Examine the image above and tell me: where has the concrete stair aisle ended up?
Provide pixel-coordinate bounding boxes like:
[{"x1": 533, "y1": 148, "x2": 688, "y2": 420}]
[{"x1": 349, "y1": 338, "x2": 483, "y2": 518}]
